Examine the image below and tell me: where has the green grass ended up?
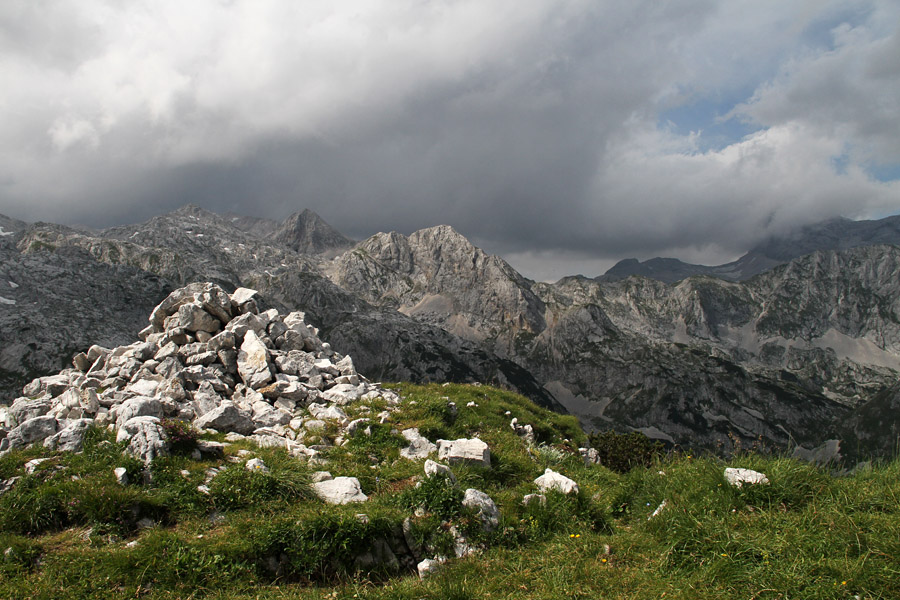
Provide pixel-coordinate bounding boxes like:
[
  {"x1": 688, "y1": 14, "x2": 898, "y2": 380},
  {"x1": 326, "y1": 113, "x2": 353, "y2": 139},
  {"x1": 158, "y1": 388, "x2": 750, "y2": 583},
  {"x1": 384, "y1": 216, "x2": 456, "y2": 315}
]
[{"x1": 0, "y1": 383, "x2": 898, "y2": 599}]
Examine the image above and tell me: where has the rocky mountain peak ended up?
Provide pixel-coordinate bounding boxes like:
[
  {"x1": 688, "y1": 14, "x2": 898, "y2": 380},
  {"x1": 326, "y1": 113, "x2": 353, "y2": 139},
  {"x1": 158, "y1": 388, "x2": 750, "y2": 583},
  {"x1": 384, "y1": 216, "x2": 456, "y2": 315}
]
[
  {"x1": 273, "y1": 209, "x2": 355, "y2": 255},
  {"x1": 0, "y1": 213, "x2": 28, "y2": 238}
]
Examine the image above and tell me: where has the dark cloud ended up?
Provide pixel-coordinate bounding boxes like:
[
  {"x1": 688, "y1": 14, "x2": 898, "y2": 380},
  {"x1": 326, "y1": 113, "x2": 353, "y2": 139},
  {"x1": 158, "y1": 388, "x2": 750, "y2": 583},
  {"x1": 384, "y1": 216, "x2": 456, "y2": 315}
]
[{"x1": 1, "y1": 0, "x2": 898, "y2": 280}]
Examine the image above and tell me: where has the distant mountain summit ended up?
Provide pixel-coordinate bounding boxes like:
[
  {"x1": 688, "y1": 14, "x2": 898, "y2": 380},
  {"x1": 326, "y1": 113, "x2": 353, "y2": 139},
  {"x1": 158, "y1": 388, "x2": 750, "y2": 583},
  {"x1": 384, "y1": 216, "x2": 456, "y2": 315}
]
[
  {"x1": 601, "y1": 215, "x2": 900, "y2": 283},
  {"x1": 273, "y1": 209, "x2": 355, "y2": 255}
]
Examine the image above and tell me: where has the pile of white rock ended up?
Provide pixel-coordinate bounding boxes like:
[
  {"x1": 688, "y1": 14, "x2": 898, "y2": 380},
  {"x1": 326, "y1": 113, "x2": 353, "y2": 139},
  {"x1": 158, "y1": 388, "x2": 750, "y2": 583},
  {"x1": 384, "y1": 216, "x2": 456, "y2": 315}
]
[{"x1": 0, "y1": 282, "x2": 400, "y2": 464}]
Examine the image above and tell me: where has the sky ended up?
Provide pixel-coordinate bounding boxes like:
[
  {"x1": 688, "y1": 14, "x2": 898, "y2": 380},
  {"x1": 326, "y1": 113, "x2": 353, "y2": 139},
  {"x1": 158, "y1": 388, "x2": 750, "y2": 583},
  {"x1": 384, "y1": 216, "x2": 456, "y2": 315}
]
[{"x1": 1, "y1": 1, "x2": 899, "y2": 281}]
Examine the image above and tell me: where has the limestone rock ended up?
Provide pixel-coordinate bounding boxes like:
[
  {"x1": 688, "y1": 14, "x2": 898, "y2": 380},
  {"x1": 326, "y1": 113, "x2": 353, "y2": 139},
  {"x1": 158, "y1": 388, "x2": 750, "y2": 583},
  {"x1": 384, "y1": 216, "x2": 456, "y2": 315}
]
[
  {"x1": 312, "y1": 476, "x2": 368, "y2": 504},
  {"x1": 115, "y1": 397, "x2": 164, "y2": 428},
  {"x1": 579, "y1": 447, "x2": 601, "y2": 466},
  {"x1": 534, "y1": 468, "x2": 579, "y2": 495},
  {"x1": 117, "y1": 416, "x2": 168, "y2": 463},
  {"x1": 7, "y1": 397, "x2": 54, "y2": 428},
  {"x1": 522, "y1": 493, "x2": 547, "y2": 506},
  {"x1": 230, "y1": 287, "x2": 258, "y2": 308},
  {"x1": 6, "y1": 415, "x2": 58, "y2": 450},
  {"x1": 237, "y1": 330, "x2": 273, "y2": 389},
  {"x1": 194, "y1": 403, "x2": 255, "y2": 435},
  {"x1": 250, "y1": 401, "x2": 291, "y2": 428},
  {"x1": 43, "y1": 418, "x2": 93, "y2": 452},
  {"x1": 114, "y1": 467, "x2": 129, "y2": 485},
  {"x1": 417, "y1": 558, "x2": 444, "y2": 579},
  {"x1": 400, "y1": 428, "x2": 437, "y2": 460},
  {"x1": 308, "y1": 404, "x2": 347, "y2": 422},
  {"x1": 724, "y1": 468, "x2": 769, "y2": 488},
  {"x1": 245, "y1": 458, "x2": 270, "y2": 473},
  {"x1": 463, "y1": 488, "x2": 500, "y2": 531},
  {"x1": 437, "y1": 438, "x2": 490, "y2": 468},
  {"x1": 345, "y1": 418, "x2": 370, "y2": 437},
  {"x1": 423, "y1": 459, "x2": 456, "y2": 484}
]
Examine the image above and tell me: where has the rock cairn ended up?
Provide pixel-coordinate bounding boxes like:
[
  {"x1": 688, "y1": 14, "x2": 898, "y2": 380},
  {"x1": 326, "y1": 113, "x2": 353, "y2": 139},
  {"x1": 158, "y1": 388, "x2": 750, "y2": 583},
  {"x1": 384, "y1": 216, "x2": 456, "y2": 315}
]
[{"x1": 0, "y1": 282, "x2": 399, "y2": 462}]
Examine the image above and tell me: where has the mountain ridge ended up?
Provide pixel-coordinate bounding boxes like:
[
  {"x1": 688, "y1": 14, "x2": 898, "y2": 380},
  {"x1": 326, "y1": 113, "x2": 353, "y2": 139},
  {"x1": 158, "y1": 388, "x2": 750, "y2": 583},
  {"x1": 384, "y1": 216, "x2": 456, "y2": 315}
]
[
  {"x1": 2, "y1": 206, "x2": 900, "y2": 457},
  {"x1": 601, "y1": 215, "x2": 900, "y2": 283}
]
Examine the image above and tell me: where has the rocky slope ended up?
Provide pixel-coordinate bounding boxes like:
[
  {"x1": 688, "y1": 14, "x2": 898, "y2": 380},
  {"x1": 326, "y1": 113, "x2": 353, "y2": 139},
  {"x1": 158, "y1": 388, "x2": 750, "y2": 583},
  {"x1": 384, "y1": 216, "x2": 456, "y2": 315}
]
[
  {"x1": 2, "y1": 208, "x2": 560, "y2": 413},
  {"x1": 1, "y1": 206, "x2": 898, "y2": 457}
]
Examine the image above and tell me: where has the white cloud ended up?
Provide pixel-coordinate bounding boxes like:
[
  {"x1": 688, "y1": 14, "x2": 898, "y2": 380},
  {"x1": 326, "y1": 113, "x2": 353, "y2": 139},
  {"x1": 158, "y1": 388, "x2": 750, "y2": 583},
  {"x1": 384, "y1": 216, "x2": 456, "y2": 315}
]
[{"x1": 0, "y1": 0, "x2": 897, "y2": 280}]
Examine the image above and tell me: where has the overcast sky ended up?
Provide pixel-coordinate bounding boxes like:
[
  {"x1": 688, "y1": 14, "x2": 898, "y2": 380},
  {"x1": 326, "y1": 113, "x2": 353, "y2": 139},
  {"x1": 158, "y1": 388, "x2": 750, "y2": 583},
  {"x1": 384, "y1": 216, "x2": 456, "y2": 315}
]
[{"x1": 1, "y1": 1, "x2": 899, "y2": 280}]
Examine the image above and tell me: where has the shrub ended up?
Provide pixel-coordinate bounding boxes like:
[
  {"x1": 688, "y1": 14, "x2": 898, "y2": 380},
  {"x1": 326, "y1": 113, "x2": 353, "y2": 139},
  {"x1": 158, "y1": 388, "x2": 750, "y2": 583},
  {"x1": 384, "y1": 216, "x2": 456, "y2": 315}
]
[
  {"x1": 588, "y1": 430, "x2": 665, "y2": 474},
  {"x1": 160, "y1": 419, "x2": 199, "y2": 455},
  {"x1": 397, "y1": 473, "x2": 463, "y2": 521},
  {"x1": 250, "y1": 512, "x2": 401, "y2": 580},
  {"x1": 208, "y1": 461, "x2": 312, "y2": 511}
]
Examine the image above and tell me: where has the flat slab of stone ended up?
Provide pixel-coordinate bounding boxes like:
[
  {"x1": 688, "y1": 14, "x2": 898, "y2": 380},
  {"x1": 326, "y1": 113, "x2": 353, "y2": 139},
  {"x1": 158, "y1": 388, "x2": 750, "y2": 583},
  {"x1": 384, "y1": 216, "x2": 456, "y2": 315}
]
[
  {"x1": 437, "y1": 438, "x2": 490, "y2": 468},
  {"x1": 313, "y1": 476, "x2": 368, "y2": 505}
]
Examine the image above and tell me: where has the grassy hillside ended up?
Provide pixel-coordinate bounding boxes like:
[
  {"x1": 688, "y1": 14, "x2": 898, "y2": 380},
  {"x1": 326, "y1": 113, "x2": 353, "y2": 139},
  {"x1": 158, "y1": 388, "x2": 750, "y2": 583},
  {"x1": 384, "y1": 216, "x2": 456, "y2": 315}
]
[{"x1": 1, "y1": 383, "x2": 898, "y2": 599}]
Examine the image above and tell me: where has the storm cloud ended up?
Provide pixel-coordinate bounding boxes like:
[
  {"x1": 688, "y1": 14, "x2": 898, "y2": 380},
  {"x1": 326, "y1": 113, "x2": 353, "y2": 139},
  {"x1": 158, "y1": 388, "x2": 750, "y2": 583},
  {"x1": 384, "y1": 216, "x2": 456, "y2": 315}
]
[{"x1": 1, "y1": 0, "x2": 898, "y2": 280}]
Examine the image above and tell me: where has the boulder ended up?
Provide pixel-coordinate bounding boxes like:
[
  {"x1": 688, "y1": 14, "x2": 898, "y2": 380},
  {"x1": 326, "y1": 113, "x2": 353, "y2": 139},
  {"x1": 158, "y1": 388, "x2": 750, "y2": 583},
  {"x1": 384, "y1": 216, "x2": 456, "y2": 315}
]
[
  {"x1": 522, "y1": 493, "x2": 547, "y2": 506},
  {"x1": 321, "y1": 384, "x2": 364, "y2": 405},
  {"x1": 115, "y1": 397, "x2": 164, "y2": 428},
  {"x1": 437, "y1": 438, "x2": 491, "y2": 468},
  {"x1": 579, "y1": 447, "x2": 602, "y2": 466},
  {"x1": 206, "y1": 332, "x2": 234, "y2": 354},
  {"x1": 194, "y1": 403, "x2": 255, "y2": 435},
  {"x1": 6, "y1": 416, "x2": 58, "y2": 450},
  {"x1": 534, "y1": 468, "x2": 579, "y2": 495},
  {"x1": 237, "y1": 330, "x2": 273, "y2": 389},
  {"x1": 114, "y1": 467, "x2": 129, "y2": 485},
  {"x1": 7, "y1": 397, "x2": 54, "y2": 428},
  {"x1": 724, "y1": 468, "x2": 769, "y2": 488},
  {"x1": 43, "y1": 418, "x2": 94, "y2": 452},
  {"x1": 251, "y1": 401, "x2": 291, "y2": 428},
  {"x1": 463, "y1": 488, "x2": 500, "y2": 531},
  {"x1": 345, "y1": 418, "x2": 370, "y2": 437},
  {"x1": 308, "y1": 404, "x2": 347, "y2": 422},
  {"x1": 274, "y1": 351, "x2": 319, "y2": 378},
  {"x1": 312, "y1": 476, "x2": 368, "y2": 504},
  {"x1": 230, "y1": 287, "x2": 258, "y2": 308},
  {"x1": 117, "y1": 416, "x2": 168, "y2": 463},
  {"x1": 400, "y1": 428, "x2": 437, "y2": 460}
]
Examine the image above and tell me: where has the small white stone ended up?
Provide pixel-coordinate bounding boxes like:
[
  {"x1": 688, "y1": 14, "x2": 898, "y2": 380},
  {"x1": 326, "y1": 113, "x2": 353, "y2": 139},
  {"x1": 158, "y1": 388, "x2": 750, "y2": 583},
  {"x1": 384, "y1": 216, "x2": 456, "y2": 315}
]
[{"x1": 724, "y1": 468, "x2": 769, "y2": 488}]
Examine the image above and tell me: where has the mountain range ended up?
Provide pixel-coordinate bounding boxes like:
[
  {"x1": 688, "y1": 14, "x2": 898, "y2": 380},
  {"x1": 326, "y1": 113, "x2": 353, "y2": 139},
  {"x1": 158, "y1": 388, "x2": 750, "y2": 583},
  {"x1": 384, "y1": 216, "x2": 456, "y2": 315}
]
[
  {"x1": 602, "y1": 215, "x2": 900, "y2": 283},
  {"x1": 2, "y1": 205, "x2": 899, "y2": 460}
]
